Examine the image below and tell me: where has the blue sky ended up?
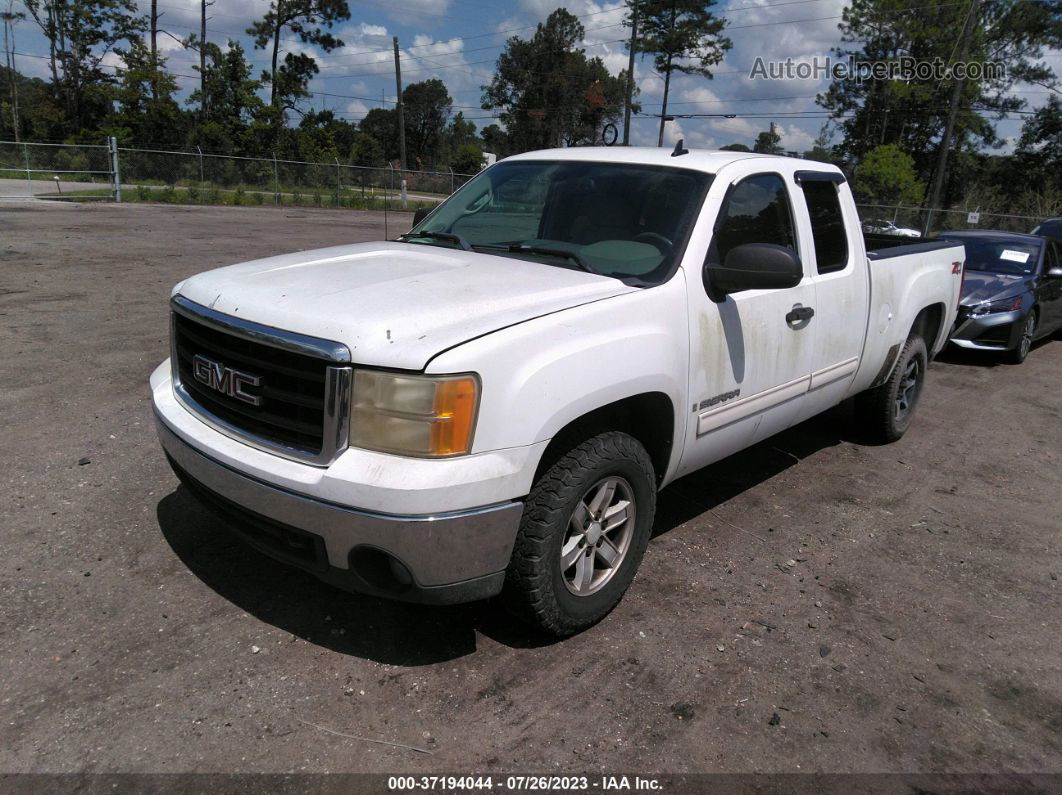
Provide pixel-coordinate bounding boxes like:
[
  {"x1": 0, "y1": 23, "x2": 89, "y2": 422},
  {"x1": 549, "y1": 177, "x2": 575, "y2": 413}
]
[{"x1": 6, "y1": 0, "x2": 1060, "y2": 152}]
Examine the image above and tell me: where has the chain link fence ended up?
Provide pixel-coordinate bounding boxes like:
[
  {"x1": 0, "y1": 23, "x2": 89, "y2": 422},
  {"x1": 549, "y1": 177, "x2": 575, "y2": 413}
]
[
  {"x1": 0, "y1": 140, "x2": 115, "y2": 198},
  {"x1": 855, "y1": 203, "x2": 1045, "y2": 237},
  {"x1": 1, "y1": 140, "x2": 476, "y2": 209},
  {"x1": 4, "y1": 141, "x2": 1053, "y2": 236}
]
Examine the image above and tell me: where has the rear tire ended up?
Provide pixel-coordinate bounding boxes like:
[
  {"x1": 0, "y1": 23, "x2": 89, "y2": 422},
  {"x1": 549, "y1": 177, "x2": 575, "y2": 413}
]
[
  {"x1": 502, "y1": 431, "x2": 656, "y2": 637},
  {"x1": 855, "y1": 335, "x2": 928, "y2": 444},
  {"x1": 1004, "y1": 311, "x2": 1036, "y2": 364}
]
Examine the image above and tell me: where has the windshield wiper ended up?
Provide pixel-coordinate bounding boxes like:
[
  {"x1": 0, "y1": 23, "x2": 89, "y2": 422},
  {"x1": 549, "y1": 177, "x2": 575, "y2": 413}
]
[
  {"x1": 400, "y1": 230, "x2": 472, "y2": 251},
  {"x1": 508, "y1": 244, "x2": 595, "y2": 274}
]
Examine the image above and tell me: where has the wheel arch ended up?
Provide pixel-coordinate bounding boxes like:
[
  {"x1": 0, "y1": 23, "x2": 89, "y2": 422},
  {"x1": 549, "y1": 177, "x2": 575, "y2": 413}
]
[
  {"x1": 532, "y1": 392, "x2": 676, "y2": 488},
  {"x1": 910, "y1": 302, "x2": 947, "y2": 355}
]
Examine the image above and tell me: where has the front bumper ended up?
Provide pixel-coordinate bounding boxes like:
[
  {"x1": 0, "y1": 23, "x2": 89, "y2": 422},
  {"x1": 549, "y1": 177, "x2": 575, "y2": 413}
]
[
  {"x1": 157, "y1": 417, "x2": 523, "y2": 603},
  {"x1": 950, "y1": 308, "x2": 1024, "y2": 351},
  {"x1": 150, "y1": 358, "x2": 534, "y2": 604}
]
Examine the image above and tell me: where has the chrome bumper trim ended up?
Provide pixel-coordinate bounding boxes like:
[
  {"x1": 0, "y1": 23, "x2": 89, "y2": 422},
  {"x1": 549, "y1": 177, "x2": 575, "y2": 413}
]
[
  {"x1": 156, "y1": 414, "x2": 523, "y2": 586},
  {"x1": 171, "y1": 295, "x2": 351, "y2": 362}
]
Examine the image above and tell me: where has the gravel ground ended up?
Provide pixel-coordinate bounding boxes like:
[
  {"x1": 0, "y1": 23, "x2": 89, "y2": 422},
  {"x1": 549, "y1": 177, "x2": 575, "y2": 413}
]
[{"x1": 1, "y1": 202, "x2": 1060, "y2": 779}]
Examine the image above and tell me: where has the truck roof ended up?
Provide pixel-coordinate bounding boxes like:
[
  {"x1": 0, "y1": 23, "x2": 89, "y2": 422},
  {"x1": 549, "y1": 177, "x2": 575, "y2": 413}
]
[{"x1": 503, "y1": 146, "x2": 836, "y2": 176}]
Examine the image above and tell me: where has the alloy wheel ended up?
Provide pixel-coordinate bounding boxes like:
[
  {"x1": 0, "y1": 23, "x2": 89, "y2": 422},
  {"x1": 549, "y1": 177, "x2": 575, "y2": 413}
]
[
  {"x1": 1018, "y1": 315, "x2": 1035, "y2": 360},
  {"x1": 894, "y1": 356, "x2": 922, "y2": 423},
  {"x1": 561, "y1": 476, "x2": 636, "y2": 596}
]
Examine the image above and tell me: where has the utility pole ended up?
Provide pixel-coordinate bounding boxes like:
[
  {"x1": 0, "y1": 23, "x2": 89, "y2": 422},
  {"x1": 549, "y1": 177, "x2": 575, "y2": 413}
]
[
  {"x1": 2, "y1": 3, "x2": 21, "y2": 142},
  {"x1": 200, "y1": 0, "x2": 208, "y2": 116},
  {"x1": 924, "y1": 0, "x2": 979, "y2": 235},
  {"x1": 150, "y1": 0, "x2": 159, "y2": 99},
  {"x1": 393, "y1": 36, "x2": 407, "y2": 207},
  {"x1": 622, "y1": 5, "x2": 638, "y2": 146},
  {"x1": 657, "y1": 2, "x2": 678, "y2": 147}
]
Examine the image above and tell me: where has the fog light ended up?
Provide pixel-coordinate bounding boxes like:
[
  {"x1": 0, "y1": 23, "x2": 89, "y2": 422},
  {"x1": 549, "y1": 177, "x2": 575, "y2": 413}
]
[{"x1": 350, "y1": 547, "x2": 414, "y2": 593}]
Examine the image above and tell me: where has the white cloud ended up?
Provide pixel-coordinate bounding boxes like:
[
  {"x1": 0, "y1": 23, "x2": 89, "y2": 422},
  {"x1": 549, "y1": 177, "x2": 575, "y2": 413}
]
[{"x1": 776, "y1": 123, "x2": 815, "y2": 153}]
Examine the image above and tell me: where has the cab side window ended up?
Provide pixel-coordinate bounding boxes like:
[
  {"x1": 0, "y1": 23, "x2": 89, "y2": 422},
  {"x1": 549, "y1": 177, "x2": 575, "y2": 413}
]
[
  {"x1": 800, "y1": 180, "x2": 848, "y2": 273},
  {"x1": 713, "y1": 174, "x2": 796, "y2": 266}
]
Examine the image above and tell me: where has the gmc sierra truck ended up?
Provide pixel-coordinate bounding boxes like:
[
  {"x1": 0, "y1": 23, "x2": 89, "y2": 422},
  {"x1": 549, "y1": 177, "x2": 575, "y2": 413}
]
[{"x1": 151, "y1": 147, "x2": 964, "y2": 636}]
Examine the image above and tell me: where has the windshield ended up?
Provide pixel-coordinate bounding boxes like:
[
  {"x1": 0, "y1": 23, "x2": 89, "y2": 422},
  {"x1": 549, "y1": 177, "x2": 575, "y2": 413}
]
[
  {"x1": 402, "y1": 160, "x2": 712, "y2": 285},
  {"x1": 939, "y1": 237, "x2": 1041, "y2": 276}
]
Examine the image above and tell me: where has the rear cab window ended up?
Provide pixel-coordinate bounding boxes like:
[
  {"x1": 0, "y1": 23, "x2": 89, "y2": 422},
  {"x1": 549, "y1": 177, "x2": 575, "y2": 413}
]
[{"x1": 799, "y1": 180, "x2": 849, "y2": 273}]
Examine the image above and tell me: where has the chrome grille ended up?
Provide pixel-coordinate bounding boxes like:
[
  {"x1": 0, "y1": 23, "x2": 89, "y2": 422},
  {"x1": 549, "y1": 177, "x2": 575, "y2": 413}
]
[{"x1": 170, "y1": 296, "x2": 352, "y2": 465}]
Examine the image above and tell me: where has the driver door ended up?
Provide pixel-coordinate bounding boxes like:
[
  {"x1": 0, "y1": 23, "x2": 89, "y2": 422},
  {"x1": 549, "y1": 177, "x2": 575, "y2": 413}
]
[{"x1": 677, "y1": 166, "x2": 816, "y2": 477}]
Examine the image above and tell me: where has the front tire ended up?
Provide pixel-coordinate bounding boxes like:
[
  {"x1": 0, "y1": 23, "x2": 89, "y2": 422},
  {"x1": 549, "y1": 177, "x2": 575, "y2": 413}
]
[
  {"x1": 502, "y1": 432, "x2": 656, "y2": 637},
  {"x1": 855, "y1": 334, "x2": 928, "y2": 443},
  {"x1": 1005, "y1": 311, "x2": 1036, "y2": 364}
]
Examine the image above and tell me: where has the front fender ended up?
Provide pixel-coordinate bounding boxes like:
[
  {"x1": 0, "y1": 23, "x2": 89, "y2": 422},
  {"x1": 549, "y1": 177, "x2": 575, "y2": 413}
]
[{"x1": 426, "y1": 277, "x2": 690, "y2": 481}]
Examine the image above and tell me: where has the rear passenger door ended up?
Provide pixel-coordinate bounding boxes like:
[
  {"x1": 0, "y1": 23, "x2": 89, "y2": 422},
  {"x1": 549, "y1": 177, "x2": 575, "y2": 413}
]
[{"x1": 794, "y1": 173, "x2": 870, "y2": 421}]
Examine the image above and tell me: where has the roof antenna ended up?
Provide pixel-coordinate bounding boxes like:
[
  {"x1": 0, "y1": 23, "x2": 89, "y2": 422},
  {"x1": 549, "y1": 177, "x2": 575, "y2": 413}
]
[{"x1": 671, "y1": 138, "x2": 689, "y2": 157}]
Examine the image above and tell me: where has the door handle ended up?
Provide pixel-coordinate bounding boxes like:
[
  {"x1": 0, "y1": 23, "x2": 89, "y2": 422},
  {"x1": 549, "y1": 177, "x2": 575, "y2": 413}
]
[{"x1": 786, "y1": 305, "x2": 815, "y2": 326}]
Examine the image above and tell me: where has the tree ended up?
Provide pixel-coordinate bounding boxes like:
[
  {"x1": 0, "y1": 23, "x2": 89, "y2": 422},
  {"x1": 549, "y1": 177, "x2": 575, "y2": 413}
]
[
  {"x1": 187, "y1": 40, "x2": 264, "y2": 148},
  {"x1": 483, "y1": 9, "x2": 628, "y2": 152},
  {"x1": 480, "y1": 123, "x2": 508, "y2": 156},
  {"x1": 2, "y1": 2, "x2": 24, "y2": 140},
  {"x1": 247, "y1": 0, "x2": 350, "y2": 114},
  {"x1": 349, "y1": 130, "x2": 384, "y2": 167},
  {"x1": 359, "y1": 107, "x2": 399, "y2": 162},
  {"x1": 450, "y1": 143, "x2": 484, "y2": 174},
  {"x1": 628, "y1": 0, "x2": 731, "y2": 146},
  {"x1": 402, "y1": 79, "x2": 451, "y2": 168},
  {"x1": 818, "y1": 0, "x2": 1061, "y2": 203},
  {"x1": 854, "y1": 144, "x2": 924, "y2": 206},
  {"x1": 23, "y1": 0, "x2": 145, "y2": 132},
  {"x1": 441, "y1": 111, "x2": 481, "y2": 169},
  {"x1": 802, "y1": 123, "x2": 842, "y2": 165},
  {"x1": 753, "y1": 127, "x2": 782, "y2": 154},
  {"x1": 1015, "y1": 94, "x2": 1062, "y2": 191},
  {"x1": 107, "y1": 37, "x2": 183, "y2": 145}
]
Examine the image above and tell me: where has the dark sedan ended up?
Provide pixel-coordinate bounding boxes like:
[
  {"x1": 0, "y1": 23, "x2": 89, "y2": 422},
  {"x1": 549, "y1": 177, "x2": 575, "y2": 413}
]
[
  {"x1": 936, "y1": 230, "x2": 1062, "y2": 363},
  {"x1": 1032, "y1": 218, "x2": 1062, "y2": 242}
]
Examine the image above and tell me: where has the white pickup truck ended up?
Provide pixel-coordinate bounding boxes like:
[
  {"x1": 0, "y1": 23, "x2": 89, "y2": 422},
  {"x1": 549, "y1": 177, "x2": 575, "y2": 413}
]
[{"x1": 151, "y1": 147, "x2": 964, "y2": 635}]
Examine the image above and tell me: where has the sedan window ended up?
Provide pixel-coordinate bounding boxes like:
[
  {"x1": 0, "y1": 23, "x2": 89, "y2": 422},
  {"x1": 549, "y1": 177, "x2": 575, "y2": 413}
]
[{"x1": 938, "y1": 238, "x2": 1041, "y2": 276}]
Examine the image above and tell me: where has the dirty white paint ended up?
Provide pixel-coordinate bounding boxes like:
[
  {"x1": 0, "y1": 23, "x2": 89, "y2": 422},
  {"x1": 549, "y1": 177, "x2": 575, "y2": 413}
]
[{"x1": 156, "y1": 147, "x2": 964, "y2": 512}]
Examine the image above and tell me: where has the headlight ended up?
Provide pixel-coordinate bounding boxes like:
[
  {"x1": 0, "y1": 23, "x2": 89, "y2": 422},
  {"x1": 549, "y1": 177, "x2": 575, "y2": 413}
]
[
  {"x1": 972, "y1": 296, "x2": 1022, "y2": 315},
  {"x1": 350, "y1": 370, "x2": 479, "y2": 457}
]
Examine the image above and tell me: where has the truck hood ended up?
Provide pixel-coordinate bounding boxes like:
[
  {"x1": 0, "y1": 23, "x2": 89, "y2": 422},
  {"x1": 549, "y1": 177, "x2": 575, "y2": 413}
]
[
  {"x1": 959, "y1": 271, "x2": 1030, "y2": 306},
  {"x1": 176, "y1": 241, "x2": 636, "y2": 370}
]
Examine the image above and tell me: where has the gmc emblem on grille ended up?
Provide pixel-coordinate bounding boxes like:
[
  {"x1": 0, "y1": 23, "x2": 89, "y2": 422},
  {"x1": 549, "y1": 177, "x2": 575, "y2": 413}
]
[{"x1": 192, "y1": 354, "x2": 263, "y2": 406}]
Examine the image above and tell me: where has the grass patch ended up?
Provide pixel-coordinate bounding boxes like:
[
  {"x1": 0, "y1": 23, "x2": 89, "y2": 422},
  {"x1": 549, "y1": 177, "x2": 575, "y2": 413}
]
[{"x1": 59, "y1": 185, "x2": 434, "y2": 212}]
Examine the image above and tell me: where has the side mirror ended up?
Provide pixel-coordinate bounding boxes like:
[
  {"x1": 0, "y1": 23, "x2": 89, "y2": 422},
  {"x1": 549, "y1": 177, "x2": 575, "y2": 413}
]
[
  {"x1": 412, "y1": 207, "x2": 431, "y2": 227},
  {"x1": 1046, "y1": 265, "x2": 1062, "y2": 279},
  {"x1": 706, "y1": 243, "x2": 803, "y2": 295}
]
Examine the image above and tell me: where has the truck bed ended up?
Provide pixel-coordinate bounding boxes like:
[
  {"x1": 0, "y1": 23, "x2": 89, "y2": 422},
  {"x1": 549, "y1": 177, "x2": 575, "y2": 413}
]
[
  {"x1": 864, "y1": 234, "x2": 956, "y2": 259},
  {"x1": 849, "y1": 238, "x2": 965, "y2": 396}
]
